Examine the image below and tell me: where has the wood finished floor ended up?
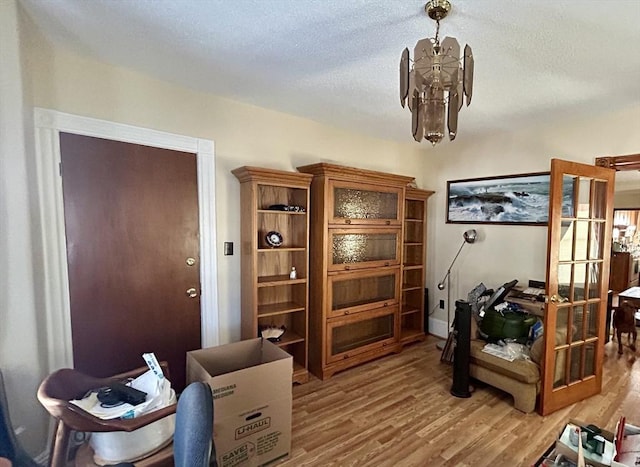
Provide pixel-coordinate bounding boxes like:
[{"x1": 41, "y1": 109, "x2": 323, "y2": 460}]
[{"x1": 274, "y1": 335, "x2": 639, "y2": 467}]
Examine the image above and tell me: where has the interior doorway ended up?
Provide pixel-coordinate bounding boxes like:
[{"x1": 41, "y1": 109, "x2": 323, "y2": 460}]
[
  {"x1": 34, "y1": 108, "x2": 219, "y2": 375},
  {"x1": 597, "y1": 154, "x2": 640, "y2": 295}
]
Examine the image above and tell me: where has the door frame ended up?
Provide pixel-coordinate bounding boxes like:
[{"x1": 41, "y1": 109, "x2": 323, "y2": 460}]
[{"x1": 33, "y1": 108, "x2": 219, "y2": 372}]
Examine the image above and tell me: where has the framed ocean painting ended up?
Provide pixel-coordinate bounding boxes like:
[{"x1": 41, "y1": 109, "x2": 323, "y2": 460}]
[{"x1": 446, "y1": 172, "x2": 552, "y2": 225}]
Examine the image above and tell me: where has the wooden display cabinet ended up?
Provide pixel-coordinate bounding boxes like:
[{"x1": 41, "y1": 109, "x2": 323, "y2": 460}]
[
  {"x1": 400, "y1": 188, "x2": 434, "y2": 345},
  {"x1": 297, "y1": 163, "x2": 415, "y2": 380},
  {"x1": 232, "y1": 166, "x2": 313, "y2": 384}
]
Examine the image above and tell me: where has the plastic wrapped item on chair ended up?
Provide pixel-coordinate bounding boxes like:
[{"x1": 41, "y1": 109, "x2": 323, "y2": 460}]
[
  {"x1": 84, "y1": 371, "x2": 177, "y2": 465},
  {"x1": 89, "y1": 388, "x2": 176, "y2": 465}
]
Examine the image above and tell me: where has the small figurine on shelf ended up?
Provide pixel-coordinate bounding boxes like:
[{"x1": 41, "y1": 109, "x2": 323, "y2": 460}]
[{"x1": 289, "y1": 267, "x2": 297, "y2": 279}]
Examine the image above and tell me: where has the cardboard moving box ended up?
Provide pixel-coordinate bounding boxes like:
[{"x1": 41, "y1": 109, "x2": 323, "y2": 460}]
[{"x1": 187, "y1": 338, "x2": 293, "y2": 467}]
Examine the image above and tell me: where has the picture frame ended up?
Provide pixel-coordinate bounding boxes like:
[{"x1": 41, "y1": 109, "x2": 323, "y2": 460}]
[{"x1": 446, "y1": 172, "x2": 551, "y2": 225}]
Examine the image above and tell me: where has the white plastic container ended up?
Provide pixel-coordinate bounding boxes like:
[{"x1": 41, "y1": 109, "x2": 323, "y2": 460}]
[{"x1": 90, "y1": 389, "x2": 176, "y2": 464}]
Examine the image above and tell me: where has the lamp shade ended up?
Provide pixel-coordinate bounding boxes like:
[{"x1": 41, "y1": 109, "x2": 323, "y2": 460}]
[{"x1": 463, "y1": 229, "x2": 477, "y2": 244}]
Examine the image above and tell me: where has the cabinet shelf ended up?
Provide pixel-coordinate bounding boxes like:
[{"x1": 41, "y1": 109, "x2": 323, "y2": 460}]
[
  {"x1": 258, "y1": 247, "x2": 306, "y2": 253},
  {"x1": 257, "y1": 301, "x2": 306, "y2": 317},
  {"x1": 403, "y1": 242, "x2": 422, "y2": 246},
  {"x1": 274, "y1": 331, "x2": 305, "y2": 346},
  {"x1": 404, "y1": 218, "x2": 423, "y2": 223},
  {"x1": 401, "y1": 307, "x2": 421, "y2": 316},
  {"x1": 257, "y1": 210, "x2": 306, "y2": 215},
  {"x1": 400, "y1": 328, "x2": 425, "y2": 342},
  {"x1": 292, "y1": 362, "x2": 306, "y2": 380},
  {"x1": 257, "y1": 275, "x2": 306, "y2": 286},
  {"x1": 402, "y1": 285, "x2": 422, "y2": 292}
]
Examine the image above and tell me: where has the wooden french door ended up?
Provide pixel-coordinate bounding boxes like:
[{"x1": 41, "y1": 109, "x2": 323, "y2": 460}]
[
  {"x1": 60, "y1": 133, "x2": 201, "y2": 391},
  {"x1": 539, "y1": 159, "x2": 615, "y2": 415}
]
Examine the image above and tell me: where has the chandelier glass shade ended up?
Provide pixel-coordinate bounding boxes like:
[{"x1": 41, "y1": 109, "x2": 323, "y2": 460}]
[{"x1": 400, "y1": 0, "x2": 474, "y2": 145}]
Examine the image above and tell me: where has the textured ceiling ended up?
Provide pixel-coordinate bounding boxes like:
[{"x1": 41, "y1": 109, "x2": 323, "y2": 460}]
[{"x1": 19, "y1": 0, "x2": 640, "y2": 151}]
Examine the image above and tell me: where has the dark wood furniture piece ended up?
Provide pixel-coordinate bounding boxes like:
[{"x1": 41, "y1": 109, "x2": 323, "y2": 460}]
[
  {"x1": 619, "y1": 286, "x2": 640, "y2": 305},
  {"x1": 610, "y1": 251, "x2": 639, "y2": 293}
]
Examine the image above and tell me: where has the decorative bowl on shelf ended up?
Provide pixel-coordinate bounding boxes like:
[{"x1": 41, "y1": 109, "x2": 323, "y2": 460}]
[
  {"x1": 259, "y1": 325, "x2": 286, "y2": 342},
  {"x1": 265, "y1": 231, "x2": 283, "y2": 248}
]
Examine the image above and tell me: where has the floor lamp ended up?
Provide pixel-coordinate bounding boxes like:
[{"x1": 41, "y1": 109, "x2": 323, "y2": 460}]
[{"x1": 435, "y1": 229, "x2": 477, "y2": 350}]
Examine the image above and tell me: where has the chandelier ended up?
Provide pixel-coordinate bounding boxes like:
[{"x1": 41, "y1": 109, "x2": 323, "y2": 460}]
[{"x1": 400, "y1": 0, "x2": 473, "y2": 145}]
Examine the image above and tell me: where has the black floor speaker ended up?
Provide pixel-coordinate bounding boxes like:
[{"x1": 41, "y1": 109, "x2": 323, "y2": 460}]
[
  {"x1": 423, "y1": 288, "x2": 429, "y2": 334},
  {"x1": 450, "y1": 300, "x2": 472, "y2": 398}
]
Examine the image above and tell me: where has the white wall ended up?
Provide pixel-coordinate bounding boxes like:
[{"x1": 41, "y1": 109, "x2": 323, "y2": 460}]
[
  {"x1": 614, "y1": 189, "x2": 640, "y2": 209},
  {"x1": 426, "y1": 105, "x2": 640, "y2": 334},
  {"x1": 0, "y1": 0, "x2": 48, "y2": 455}
]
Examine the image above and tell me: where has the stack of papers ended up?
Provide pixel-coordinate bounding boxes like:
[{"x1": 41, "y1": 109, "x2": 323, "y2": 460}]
[
  {"x1": 70, "y1": 370, "x2": 172, "y2": 420},
  {"x1": 482, "y1": 343, "x2": 516, "y2": 362}
]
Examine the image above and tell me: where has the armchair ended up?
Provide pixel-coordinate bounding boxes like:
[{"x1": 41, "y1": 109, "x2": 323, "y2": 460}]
[{"x1": 37, "y1": 363, "x2": 176, "y2": 467}]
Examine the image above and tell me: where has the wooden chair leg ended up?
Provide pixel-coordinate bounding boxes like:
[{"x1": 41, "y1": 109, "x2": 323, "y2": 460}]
[{"x1": 50, "y1": 420, "x2": 71, "y2": 467}]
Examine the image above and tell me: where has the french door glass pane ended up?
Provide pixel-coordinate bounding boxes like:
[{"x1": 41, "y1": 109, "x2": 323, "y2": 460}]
[
  {"x1": 575, "y1": 221, "x2": 589, "y2": 261},
  {"x1": 589, "y1": 221, "x2": 604, "y2": 260},
  {"x1": 557, "y1": 308, "x2": 569, "y2": 342},
  {"x1": 587, "y1": 262, "x2": 601, "y2": 299},
  {"x1": 558, "y1": 263, "x2": 572, "y2": 300},
  {"x1": 586, "y1": 303, "x2": 598, "y2": 339},
  {"x1": 572, "y1": 305, "x2": 584, "y2": 341},
  {"x1": 585, "y1": 343, "x2": 596, "y2": 377},
  {"x1": 577, "y1": 177, "x2": 592, "y2": 218},
  {"x1": 570, "y1": 345, "x2": 582, "y2": 383},
  {"x1": 553, "y1": 348, "x2": 568, "y2": 389},
  {"x1": 562, "y1": 175, "x2": 576, "y2": 218},
  {"x1": 573, "y1": 263, "x2": 586, "y2": 301},
  {"x1": 591, "y1": 180, "x2": 607, "y2": 220},
  {"x1": 559, "y1": 221, "x2": 574, "y2": 262}
]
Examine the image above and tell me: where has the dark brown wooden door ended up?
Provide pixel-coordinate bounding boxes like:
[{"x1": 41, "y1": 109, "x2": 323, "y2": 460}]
[{"x1": 60, "y1": 132, "x2": 201, "y2": 391}]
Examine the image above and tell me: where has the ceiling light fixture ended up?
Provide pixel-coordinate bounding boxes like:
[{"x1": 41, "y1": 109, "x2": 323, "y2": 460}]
[{"x1": 400, "y1": 0, "x2": 474, "y2": 146}]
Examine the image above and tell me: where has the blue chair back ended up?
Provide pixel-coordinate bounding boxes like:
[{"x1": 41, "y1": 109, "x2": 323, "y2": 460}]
[{"x1": 173, "y1": 381, "x2": 215, "y2": 467}]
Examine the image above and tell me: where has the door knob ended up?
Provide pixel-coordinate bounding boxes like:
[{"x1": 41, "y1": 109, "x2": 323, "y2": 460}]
[
  {"x1": 186, "y1": 288, "x2": 198, "y2": 298},
  {"x1": 548, "y1": 294, "x2": 568, "y2": 303},
  {"x1": 185, "y1": 257, "x2": 196, "y2": 266}
]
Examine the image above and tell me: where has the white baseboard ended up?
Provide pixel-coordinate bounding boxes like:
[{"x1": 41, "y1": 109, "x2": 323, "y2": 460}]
[{"x1": 428, "y1": 318, "x2": 449, "y2": 339}]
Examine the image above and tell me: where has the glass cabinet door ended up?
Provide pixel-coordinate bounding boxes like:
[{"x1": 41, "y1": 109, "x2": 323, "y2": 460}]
[
  {"x1": 329, "y1": 181, "x2": 403, "y2": 226},
  {"x1": 328, "y1": 269, "x2": 399, "y2": 318},
  {"x1": 328, "y1": 228, "x2": 401, "y2": 271},
  {"x1": 326, "y1": 306, "x2": 397, "y2": 363}
]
